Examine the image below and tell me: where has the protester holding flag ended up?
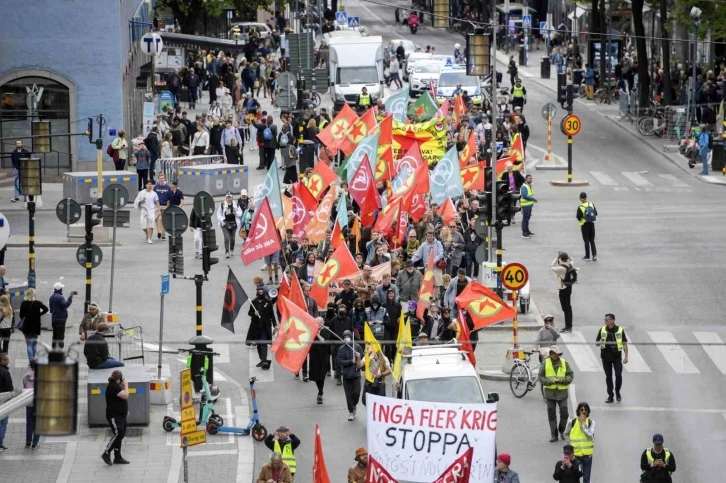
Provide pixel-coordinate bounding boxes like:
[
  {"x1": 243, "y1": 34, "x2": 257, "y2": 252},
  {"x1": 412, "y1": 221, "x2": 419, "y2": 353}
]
[
  {"x1": 247, "y1": 287, "x2": 275, "y2": 370},
  {"x1": 336, "y1": 330, "x2": 364, "y2": 421},
  {"x1": 307, "y1": 317, "x2": 331, "y2": 404}
]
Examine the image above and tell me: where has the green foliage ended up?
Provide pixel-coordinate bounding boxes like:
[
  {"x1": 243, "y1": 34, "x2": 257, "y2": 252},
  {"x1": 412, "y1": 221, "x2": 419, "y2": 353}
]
[{"x1": 672, "y1": 0, "x2": 726, "y2": 39}]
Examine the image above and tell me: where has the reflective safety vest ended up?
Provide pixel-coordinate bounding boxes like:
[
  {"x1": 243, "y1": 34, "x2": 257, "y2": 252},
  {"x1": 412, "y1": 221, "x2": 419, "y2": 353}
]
[
  {"x1": 512, "y1": 85, "x2": 525, "y2": 98},
  {"x1": 578, "y1": 201, "x2": 595, "y2": 226},
  {"x1": 645, "y1": 448, "x2": 672, "y2": 476},
  {"x1": 543, "y1": 357, "x2": 568, "y2": 390},
  {"x1": 600, "y1": 326, "x2": 624, "y2": 351},
  {"x1": 520, "y1": 184, "x2": 534, "y2": 207},
  {"x1": 274, "y1": 440, "x2": 296, "y2": 473},
  {"x1": 319, "y1": 119, "x2": 329, "y2": 130},
  {"x1": 568, "y1": 418, "x2": 594, "y2": 456},
  {"x1": 359, "y1": 93, "x2": 371, "y2": 106}
]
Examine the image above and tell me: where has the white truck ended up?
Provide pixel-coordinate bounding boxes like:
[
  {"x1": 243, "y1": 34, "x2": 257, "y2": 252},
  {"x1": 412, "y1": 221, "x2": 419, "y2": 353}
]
[{"x1": 328, "y1": 35, "x2": 384, "y2": 108}]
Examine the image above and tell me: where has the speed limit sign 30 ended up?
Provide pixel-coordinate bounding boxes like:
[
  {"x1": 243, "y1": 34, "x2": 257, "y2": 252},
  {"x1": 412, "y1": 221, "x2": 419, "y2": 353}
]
[
  {"x1": 502, "y1": 263, "x2": 529, "y2": 291},
  {"x1": 560, "y1": 114, "x2": 582, "y2": 137}
]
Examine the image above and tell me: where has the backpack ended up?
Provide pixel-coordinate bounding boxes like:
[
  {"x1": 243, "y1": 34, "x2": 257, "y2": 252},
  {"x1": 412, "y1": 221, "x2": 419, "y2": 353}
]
[
  {"x1": 563, "y1": 266, "x2": 578, "y2": 287},
  {"x1": 583, "y1": 203, "x2": 597, "y2": 223},
  {"x1": 263, "y1": 126, "x2": 273, "y2": 141},
  {"x1": 278, "y1": 131, "x2": 289, "y2": 147}
]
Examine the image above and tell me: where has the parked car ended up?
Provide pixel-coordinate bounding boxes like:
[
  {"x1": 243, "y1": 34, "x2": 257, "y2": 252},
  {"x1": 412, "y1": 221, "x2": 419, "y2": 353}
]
[{"x1": 227, "y1": 22, "x2": 272, "y2": 40}]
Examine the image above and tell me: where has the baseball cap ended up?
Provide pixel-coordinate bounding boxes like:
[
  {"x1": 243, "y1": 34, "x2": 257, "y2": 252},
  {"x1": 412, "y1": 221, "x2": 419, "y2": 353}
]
[
  {"x1": 652, "y1": 433, "x2": 664, "y2": 444},
  {"x1": 549, "y1": 345, "x2": 563, "y2": 355},
  {"x1": 53, "y1": 282, "x2": 64, "y2": 290},
  {"x1": 544, "y1": 314, "x2": 555, "y2": 322},
  {"x1": 240, "y1": 189, "x2": 248, "y2": 196},
  {"x1": 296, "y1": 253, "x2": 304, "y2": 260},
  {"x1": 277, "y1": 426, "x2": 289, "y2": 433}
]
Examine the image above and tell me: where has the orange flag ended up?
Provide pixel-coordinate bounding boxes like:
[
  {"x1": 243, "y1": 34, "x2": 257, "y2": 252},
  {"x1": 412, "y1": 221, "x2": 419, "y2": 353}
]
[
  {"x1": 350, "y1": 215, "x2": 361, "y2": 254},
  {"x1": 337, "y1": 109, "x2": 377, "y2": 156},
  {"x1": 452, "y1": 94, "x2": 466, "y2": 126},
  {"x1": 461, "y1": 161, "x2": 486, "y2": 192},
  {"x1": 304, "y1": 189, "x2": 336, "y2": 244},
  {"x1": 438, "y1": 197, "x2": 457, "y2": 227},
  {"x1": 457, "y1": 312, "x2": 476, "y2": 366},
  {"x1": 495, "y1": 155, "x2": 518, "y2": 176},
  {"x1": 312, "y1": 424, "x2": 332, "y2": 483},
  {"x1": 455, "y1": 281, "x2": 516, "y2": 329},
  {"x1": 306, "y1": 162, "x2": 338, "y2": 200},
  {"x1": 309, "y1": 243, "x2": 358, "y2": 308},
  {"x1": 508, "y1": 132, "x2": 525, "y2": 167},
  {"x1": 277, "y1": 195, "x2": 293, "y2": 232},
  {"x1": 271, "y1": 296, "x2": 322, "y2": 373},
  {"x1": 458, "y1": 131, "x2": 477, "y2": 168},
  {"x1": 373, "y1": 197, "x2": 401, "y2": 236},
  {"x1": 416, "y1": 250, "x2": 436, "y2": 321},
  {"x1": 316, "y1": 104, "x2": 358, "y2": 153},
  {"x1": 288, "y1": 271, "x2": 307, "y2": 310},
  {"x1": 277, "y1": 273, "x2": 291, "y2": 311}
]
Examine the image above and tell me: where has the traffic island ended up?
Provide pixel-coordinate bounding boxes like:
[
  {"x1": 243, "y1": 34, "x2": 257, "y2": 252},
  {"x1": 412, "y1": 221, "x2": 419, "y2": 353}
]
[{"x1": 550, "y1": 179, "x2": 590, "y2": 187}]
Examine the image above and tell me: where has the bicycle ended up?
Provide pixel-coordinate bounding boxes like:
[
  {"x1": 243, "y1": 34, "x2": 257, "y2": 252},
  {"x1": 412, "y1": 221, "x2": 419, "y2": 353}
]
[
  {"x1": 593, "y1": 84, "x2": 620, "y2": 105},
  {"x1": 509, "y1": 349, "x2": 545, "y2": 399},
  {"x1": 636, "y1": 100, "x2": 666, "y2": 137}
]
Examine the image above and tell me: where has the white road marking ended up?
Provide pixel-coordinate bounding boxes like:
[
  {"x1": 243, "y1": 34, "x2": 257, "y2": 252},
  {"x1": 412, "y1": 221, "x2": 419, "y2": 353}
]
[
  {"x1": 249, "y1": 346, "x2": 275, "y2": 382},
  {"x1": 622, "y1": 171, "x2": 654, "y2": 188},
  {"x1": 236, "y1": 405, "x2": 255, "y2": 483},
  {"x1": 569, "y1": 383, "x2": 577, "y2": 416},
  {"x1": 658, "y1": 173, "x2": 689, "y2": 188},
  {"x1": 215, "y1": 343, "x2": 230, "y2": 363},
  {"x1": 560, "y1": 331, "x2": 601, "y2": 372},
  {"x1": 693, "y1": 332, "x2": 726, "y2": 375},
  {"x1": 622, "y1": 340, "x2": 651, "y2": 373},
  {"x1": 214, "y1": 370, "x2": 228, "y2": 382},
  {"x1": 590, "y1": 171, "x2": 618, "y2": 186},
  {"x1": 591, "y1": 406, "x2": 726, "y2": 413},
  {"x1": 56, "y1": 441, "x2": 78, "y2": 483},
  {"x1": 143, "y1": 342, "x2": 178, "y2": 353},
  {"x1": 613, "y1": 186, "x2": 630, "y2": 191},
  {"x1": 648, "y1": 331, "x2": 700, "y2": 374},
  {"x1": 2, "y1": 455, "x2": 64, "y2": 461},
  {"x1": 187, "y1": 450, "x2": 238, "y2": 457}
]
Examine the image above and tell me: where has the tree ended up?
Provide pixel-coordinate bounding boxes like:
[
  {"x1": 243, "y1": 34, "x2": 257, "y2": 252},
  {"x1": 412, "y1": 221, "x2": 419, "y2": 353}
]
[
  {"x1": 672, "y1": 0, "x2": 726, "y2": 40},
  {"x1": 155, "y1": 0, "x2": 283, "y2": 34},
  {"x1": 659, "y1": 0, "x2": 674, "y2": 105},
  {"x1": 631, "y1": 0, "x2": 650, "y2": 111}
]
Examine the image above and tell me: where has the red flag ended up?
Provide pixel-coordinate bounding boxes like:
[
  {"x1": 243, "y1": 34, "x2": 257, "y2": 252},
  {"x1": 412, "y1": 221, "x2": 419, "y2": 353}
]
[
  {"x1": 277, "y1": 273, "x2": 291, "y2": 311},
  {"x1": 312, "y1": 424, "x2": 332, "y2": 483},
  {"x1": 373, "y1": 197, "x2": 401, "y2": 236},
  {"x1": 337, "y1": 109, "x2": 377, "y2": 155},
  {"x1": 367, "y1": 455, "x2": 399, "y2": 483},
  {"x1": 395, "y1": 142, "x2": 424, "y2": 177},
  {"x1": 292, "y1": 184, "x2": 313, "y2": 240},
  {"x1": 304, "y1": 189, "x2": 336, "y2": 244},
  {"x1": 412, "y1": 161, "x2": 430, "y2": 195},
  {"x1": 456, "y1": 281, "x2": 516, "y2": 329},
  {"x1": 241, "y1": 198, "x2": 282, "y2": 265},
  {"x1": 452, "y1": 94, "x2": 466, "y2": 126},
  {"x1": 392, "y1": 205, "x2": 408, "y2": 249},
  {"x1": 416, "y1": 250, "x2": 436, "y2": 321},
  {"x1": 317, "y1": 103, "x2": 358, "y2": 152},
  {"x1": 361, "y1": 210, "x2": 376, "y2": 228},
  {"x1": 495, "y1": 155, "x2": 518, "y2": 176},
  {"x1": 438, "y1": 197, "x2": 457, "y2": 227},
  {"x1": 307, "y1": 162, "x2": 338, "y2": 200},
  {"x1": 409, "y1": 192, "x2": 427, "y2": 222},
  {"x1": 461, "y1": 161, "x2": 486, "y2": 192},
  {"x1": 309, "y1": 243, "x2": 358, "y2": 308},
  {"x1": 330, "y1": 216, "x2": 345, "y2": 249},
  {"x1": 295, "y1": 181, "x2": 318, "y2": 213},
  {"x1": 289, "y1": 271, "x2": 307, "y2": 311},
  {"x1": 457, "y1": 312, "x2": 476, "y2": 366},
  {"x1": 375, "y1": 145, "x2": 395, "y2": 182},
  {"x1": 432, "y1": 447, "x2": 473, "y2": 483},
  {"x1": 458, "y1": 131, "x2": 477, "y2": 168},
  {"x1": 435, "y1": 99, "x2": 450, "y2": 118},
  {"x1": 508, "y1": 132, "x2": 525, "y2": 166},
  {"x1": 375, "y1": 114, "x2": 393, "y2": 146},
  {"x1": 271, "y1": 296, "x2": 322, "y2": 373},
  {"x1": 349, "y1": 154, "x2": 381, "y2": 215}
]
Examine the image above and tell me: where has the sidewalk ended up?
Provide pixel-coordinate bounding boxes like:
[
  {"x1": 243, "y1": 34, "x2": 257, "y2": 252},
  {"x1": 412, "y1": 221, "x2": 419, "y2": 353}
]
[{"x1": 496, "y1": 48, "x2": 726, "y2": 186}]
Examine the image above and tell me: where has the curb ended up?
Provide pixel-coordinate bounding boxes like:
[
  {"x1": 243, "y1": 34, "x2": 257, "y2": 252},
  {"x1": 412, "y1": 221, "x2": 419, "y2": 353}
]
[
  {"x1": 478, "y1": 369, "x2": 510, "y2": 381},
  {"x1": 7, "y1": 241, "x2": 114, "y2": 248},
  {"x1": 550, "y1": 180, "x2": 589, "y2": 187},
  {"x1": 484, "y1": 323, "x2": 541, "y2": 332}
]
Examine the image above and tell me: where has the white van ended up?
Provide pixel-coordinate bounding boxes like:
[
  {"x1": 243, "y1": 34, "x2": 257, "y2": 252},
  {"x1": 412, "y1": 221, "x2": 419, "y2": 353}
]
[{"x1": 401, "y1": 344, "x2": 489, "y2": 404}]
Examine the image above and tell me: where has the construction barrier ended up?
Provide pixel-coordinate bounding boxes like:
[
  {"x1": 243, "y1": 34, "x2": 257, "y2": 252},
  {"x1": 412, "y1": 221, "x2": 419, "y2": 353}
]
[{"x1": 156, "y1": 154, "x2": 224, "y2": 183}]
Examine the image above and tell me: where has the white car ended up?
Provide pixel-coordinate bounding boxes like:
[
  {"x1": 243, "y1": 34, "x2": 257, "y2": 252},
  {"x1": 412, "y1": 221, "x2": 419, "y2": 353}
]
[
  {"x1": 436, "y1": 67, "x2": 484, "y2": 105},
  {"x1": 228, "y1": 22, "x2": 272, "y2": 40},
  {"x1": 408, "y1": 60, "x2": 443, "y2": 97}
]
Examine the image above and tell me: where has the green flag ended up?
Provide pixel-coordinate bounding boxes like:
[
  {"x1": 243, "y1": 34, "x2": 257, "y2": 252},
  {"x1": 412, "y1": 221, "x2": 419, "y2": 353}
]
[
  {"x1": 407, "y1": 91, "x2": 439, "y2": 121},
  {"x1": 258, "y1": 157, "x2": 283, "y2": 217}
]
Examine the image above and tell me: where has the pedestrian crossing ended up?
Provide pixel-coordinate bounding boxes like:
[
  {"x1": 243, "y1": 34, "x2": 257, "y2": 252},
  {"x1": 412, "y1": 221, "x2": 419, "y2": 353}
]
[
  {"x1": 559, "y1": 329, "x2": 726, "y2": 375},
  {"x1": 585, "y1": 170, "x2": 692, "y2": 192}
]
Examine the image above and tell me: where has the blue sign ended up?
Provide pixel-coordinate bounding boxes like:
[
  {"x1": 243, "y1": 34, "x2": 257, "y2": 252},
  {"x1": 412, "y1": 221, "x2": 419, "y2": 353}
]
[
  {"x1": 540, "y1": 21, "x2": 547, "y2": 33},
  {"x1": 336, "y1": 11, "x2": 348, "y2": 25},
  {"x1": 161, "y1": 274, "x2": 170, "y2": 295},
  {"x1": 348, "y1": 16, "x2": 360, "y2": 28},
  {"x1": 522, "y1": 14, "x2": 532, "y2": 28},
  {"x1": 158, "y1": 90, "x2": 175, "y2": 113}
]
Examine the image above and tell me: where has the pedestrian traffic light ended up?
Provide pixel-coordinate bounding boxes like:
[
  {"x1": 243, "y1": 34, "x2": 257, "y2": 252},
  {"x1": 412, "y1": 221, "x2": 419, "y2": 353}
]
[
  {"x1": 168, "y1": 235, "x2": 184, "y2": 276},
  {"x1": 495, "y1": 181, "x2": 512, "y2": 225},
  {"x1": 484, "y1": 167, "x2": 493, "y2": 192},
  {"x1": 201, "y1": 221, "x2": 218, "y2": 275},
  {"x1": 474, "y1": 191, "x2": 492, "y2": 224},
  {"x1": 509, "y1": 189, "x2": 521, "y2": 221},
  {"x1": 86, "y1": 117, "x2": 93, "y2": 144},
  {"x1": 84, "y1": 202, "x2": 103, "y2": 233}
]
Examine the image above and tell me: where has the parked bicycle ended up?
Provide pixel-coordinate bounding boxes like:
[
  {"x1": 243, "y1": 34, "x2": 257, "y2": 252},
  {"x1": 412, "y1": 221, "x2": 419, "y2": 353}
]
[
  {"x1": 593, "y1": 83, "x2": 621, "y2": 105},
  {"x1": 636, "y1": 100, "x2": 666, "y2": 137},
  {"x1": 509, "y1": 349, "x2": 545, "y2": 399}
]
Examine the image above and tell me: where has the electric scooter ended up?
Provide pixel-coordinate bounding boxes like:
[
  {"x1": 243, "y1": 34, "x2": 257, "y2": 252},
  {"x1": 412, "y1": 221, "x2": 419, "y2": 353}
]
[
  {"x1": 163, "y1": 350, "x2": 224, "y2": 433},
  {"x1": 206, "y1": 377, "x2": 267, "y2": 441}
]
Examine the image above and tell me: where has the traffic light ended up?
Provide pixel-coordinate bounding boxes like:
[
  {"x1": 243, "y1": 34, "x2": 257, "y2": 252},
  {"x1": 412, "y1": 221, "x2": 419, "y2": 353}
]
[
  {"x1": 201, "y1": 221, "x2": 218, "y2": 275},
  {"x1": 86, "y1": 117, "x2": 93, "y2": 144},
  {"x1": 495, "y1": 181, "x2": 512, "y2": 225},
  {"x1": 557, "y1": 72, "x2": 567, "y2": 106},
  {"x1": 484, "y1": 167, "x2": 493, "y2": 192},
  {"x1": 84, "y1": 202, "x2": 103, "y2": 233},
  {"x1": 509, "y1": 189, "x2": 522, "y2": 221},
  {"x1": 474, "y1": 191, "x2": 492, "y2": 224},
  {"x1": 168, "y1": 235, "x2": 184, "y2": 276}
]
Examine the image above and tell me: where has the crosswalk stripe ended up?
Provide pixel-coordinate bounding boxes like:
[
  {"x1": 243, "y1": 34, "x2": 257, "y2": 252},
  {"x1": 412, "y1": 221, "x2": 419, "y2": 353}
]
[
  {"x1": 560, "y1": 331, "x2": 601, "y2": 372},
  {"x1": 648, "y1": 331, "x2": 700, "y2": 374},
  {"x1": 657, "y1": 174, "x2": 689, "y2": 188},
  {"x1": 622, "y1": 171, "x2": 654, "y2": 188},
  {"x1": 693, "y1": 332, "x2": 726, "y2": 375},
  {"x1": 590, "y1": 171, "x2": 618, "y2": 186},
  {"x1": 622, "y1": 340, "x2": 651, "y2": 373}
]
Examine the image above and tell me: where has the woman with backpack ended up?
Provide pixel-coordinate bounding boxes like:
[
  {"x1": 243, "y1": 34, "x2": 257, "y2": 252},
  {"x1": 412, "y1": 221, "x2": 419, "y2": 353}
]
[
  {"x1": 262, "y1": 115, "x2": 278, "y2": 170},
  {"x1": 280, "y1": 122, "x2": 299, "y2": 184}
]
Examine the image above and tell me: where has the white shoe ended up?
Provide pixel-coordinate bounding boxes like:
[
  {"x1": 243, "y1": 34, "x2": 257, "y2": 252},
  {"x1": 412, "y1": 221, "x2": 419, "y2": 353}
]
[
  {"x1": 348, "y1": 413, "x2": 354, "y2": 421},
  {"x1": 147, "y1": 239, "x2": 153, "y2": 244},
  {"x1": 261, "y1": 264, "x2": 267, "y2": 271}
]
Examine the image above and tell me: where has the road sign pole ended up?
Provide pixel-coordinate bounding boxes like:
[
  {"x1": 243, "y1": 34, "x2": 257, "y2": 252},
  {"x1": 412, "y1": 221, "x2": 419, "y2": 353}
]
[
  {"x1": 158, "y1": 277, "x2": 166, "y2": 379},
  {"x1": 195, "y1": 275, "x2": 204, "y2": 337},
  {"x1": 27, "y1": 195, "x2": 36, "y2": 289},
  {"x1": 545, "y1": 115, "x2": 553, "y2": 161},
  {"x1": 183, "y1": 445, "x2": 188, "y2": 483},
  {"x1": 495, "y1": 221, "x2": 504, "y2": 299},
  {"x1": 511, "y1": 290, "x2": 521, "y2": 359},
  {"x1": 488, "y1": 3, "x2": 498, "y2": 266},
  {"x1": 85, "y1": 234, "x2": 93, "y2": 314},
  {"x1": 568, "y1": 135, "x2": 573, "y2": 183},
  {"x1": 108, "y1": 189, "x2": 119, "y2": 312}
]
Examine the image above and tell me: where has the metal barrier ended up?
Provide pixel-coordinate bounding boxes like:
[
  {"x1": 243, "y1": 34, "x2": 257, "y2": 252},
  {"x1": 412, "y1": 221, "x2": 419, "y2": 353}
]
[
  {"x1": 115, "y1": 325, "x2": 145, "y2": 365},
  {"x1": 156, "y1": 155, "x2": 224, "y2": 182},
  {"x1": 662, "y1": 106, "x2": 690, "y2": 151}
]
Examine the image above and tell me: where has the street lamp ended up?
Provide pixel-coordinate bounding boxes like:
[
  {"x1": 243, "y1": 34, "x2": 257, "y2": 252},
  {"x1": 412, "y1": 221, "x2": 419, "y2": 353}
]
[
  {"x1": 19, "y1": 158, "x2": 42, "y2": 289},
  {"x1": 34, "y1": 347, "x2": 79, "y2": 436},
  {"x1": 232, "y1": 25, "x2": 241, "y2": 45},
  {"x1": 689, "y1": 6, "x2": 702, "y2": 122}
]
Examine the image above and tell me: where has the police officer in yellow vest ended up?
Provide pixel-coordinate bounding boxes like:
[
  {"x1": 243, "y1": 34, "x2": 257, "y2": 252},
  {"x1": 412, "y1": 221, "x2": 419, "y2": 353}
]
[
  {"x1": 510, "y1": 78, "x2": 527, "y2": 111},
  {"x1": 357, "y1": 87, "x2": 371, "y2": 111},
  {"x1": 264, "y1": 426, "x2": 300, "y2": 481},
  {"x1": 519, "y1": 174, "x2": 537, "y2": 239},
  {"x1": 565, "y1": 401, "x2": 595, "y2": 483},
  {"x1": 595, "y1": 313, "x2": 628, "y2": 403},
  {"x1": 538, "y1": 345, "x2": 574, "y2": 442},
  {"x1": 640, "y1": 433, "x2": 676, "y2": 483}
]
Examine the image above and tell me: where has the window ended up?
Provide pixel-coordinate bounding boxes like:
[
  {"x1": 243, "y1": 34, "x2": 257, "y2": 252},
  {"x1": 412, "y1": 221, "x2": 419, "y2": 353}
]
[
  {"x1": 337, "y1": 67, "x2": 379, "y2": 85},
  {"x1": 405, "y1": 376, "x2": 485, "y2": 404},
  {"x1": 415, "y1": 64, "x2": 441, "y2": 74},
  {"x1": 439, "y1": 72, "x2": 478, "y2": 87}
]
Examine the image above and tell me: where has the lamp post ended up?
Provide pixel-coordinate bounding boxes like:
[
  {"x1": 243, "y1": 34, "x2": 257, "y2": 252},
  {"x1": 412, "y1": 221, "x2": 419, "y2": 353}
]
[
  {"x1": 19, "y1": 158, "x2": 42, "y2": 289},
  {"x1": 689, "y1": 6, "x2": 702, "y2": 124}
]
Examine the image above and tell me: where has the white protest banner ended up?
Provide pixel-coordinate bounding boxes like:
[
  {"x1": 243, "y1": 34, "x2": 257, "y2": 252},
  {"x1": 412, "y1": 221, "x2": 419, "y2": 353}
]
[{"x1": 366, "y1": 394, "x2": 496, "y2": 483}]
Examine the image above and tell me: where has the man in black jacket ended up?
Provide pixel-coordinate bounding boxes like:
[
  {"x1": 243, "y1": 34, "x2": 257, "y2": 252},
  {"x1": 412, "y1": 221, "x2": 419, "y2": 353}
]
[
  {"x1": 144, "y1": 127, "x2": 160, "y2": 181},
  {"x1": 10, "y1": 140, "x2": 30, "y2": 202},
  {"x1": 640, "y1": 433, "x2": 676, "y2": 483},
  {"x1": 553, "y1": 444, "x2": 584, "y2": 482},
  {"x1": 337, "y1": 330, "x2": 363, "y2": 421},
  {"x1": 0, "y1": 353, "x2": 13, "y2": 451},
  {"x1": 209, "y1": 118, "x2": 224, "y2": 156},
  {"x1": 84, "y1": 323, "x2": 125, "y2": 369},
  {"x1": 329, "y1": 304, "x2": 353, "y2": 385}
]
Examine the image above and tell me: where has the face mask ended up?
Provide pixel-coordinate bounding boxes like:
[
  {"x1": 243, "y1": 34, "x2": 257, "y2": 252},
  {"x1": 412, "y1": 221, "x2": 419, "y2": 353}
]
[
  {"x1": 344, "y1": 337, "x2": 351, "y2": 343},
  {"x1": 372, "y1": 303, "x2": 379, "y2": 310},
  {"x1": 339, "y1": 311, "x2": 346, "y2": 316}
]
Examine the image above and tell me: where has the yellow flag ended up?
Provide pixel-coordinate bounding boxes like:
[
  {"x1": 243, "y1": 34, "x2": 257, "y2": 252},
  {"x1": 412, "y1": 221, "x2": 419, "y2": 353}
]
[
  {"x1": 392, "y1": 318, "x2": 412, "y2": 382},
  {"x1": 364, "y1": 322, "x2": 383, "y2": 383}
]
